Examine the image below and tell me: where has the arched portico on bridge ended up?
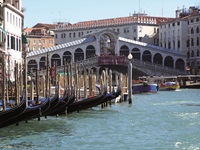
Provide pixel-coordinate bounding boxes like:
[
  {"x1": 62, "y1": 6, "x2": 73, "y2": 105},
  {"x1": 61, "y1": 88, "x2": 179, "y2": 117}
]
[{"x1": 27, "y1": 30, "x2": 187, "y2": 75}]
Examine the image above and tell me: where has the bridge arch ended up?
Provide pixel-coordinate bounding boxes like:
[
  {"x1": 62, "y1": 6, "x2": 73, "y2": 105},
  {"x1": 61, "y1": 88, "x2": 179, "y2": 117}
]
[
  {"x1": 119, "y1": 45, "x2": 129, "y2": 56},
  {"x1": 153, "y1": 53, "x2": 163, "y2": 65},
  {"x1": 63, "y1": 51, "x2": 72, "y2": 64},
  {"x1": 131, "y1": 48, "x2": 140, "y2": 60},
  {"x1": 164, "y1": 56, "x2": 174, "y2": 68},
  {"x1": 28, "y1": 59, "x2": 37, "y2": 71},
  {"x1": 142, "y1": 50, "x2": 152, "y2": 62},
  {"x1": 99, "y1": 32, "x2": 116, "y2": 55},
  {"x1": 74, "y1": 48, "x2": 84, "y2": 62},
  {"x1": 175, "y1": 58, "x2": 185, "y2": 70},
  {"x1": 39, "y1": 56, "x2": 46, "y2": 70},
  {"x1": 51, "y1": 53, "x2": 61, "y2": 67},
  {"x1": 86, "y1": 45, "x2": 96, "y2": 59}
]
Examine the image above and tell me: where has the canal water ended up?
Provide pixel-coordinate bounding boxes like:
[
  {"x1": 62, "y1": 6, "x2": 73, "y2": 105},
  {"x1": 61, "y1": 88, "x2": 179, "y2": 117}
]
[{"x1": 0, "y1": 89, "x2": 200, "y2": 150}]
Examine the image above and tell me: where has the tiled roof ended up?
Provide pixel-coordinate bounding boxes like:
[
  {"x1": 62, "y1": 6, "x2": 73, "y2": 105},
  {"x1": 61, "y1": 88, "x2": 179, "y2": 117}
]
[
  {"x1": 32, "y1": 23, "x2": 57, "y2": 29},
  {"x1": 55, "y1": 15, "x2": 174, "y2": 31},
  {"x1": 27, "y1": 36, "x2": 96, "y2": 57}
]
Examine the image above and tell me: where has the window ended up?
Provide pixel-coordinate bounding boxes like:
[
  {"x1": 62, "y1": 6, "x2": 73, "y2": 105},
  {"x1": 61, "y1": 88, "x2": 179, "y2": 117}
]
[
  {"x1": 55, "y1": 34, "x2": 57, "y2": 38},
  {"x1": 178, "y1": 40, "x2": 180, "y2": 48},
  {"x1": 191, "y1": 38, "x2": 194, "y2": 46},
  {"x1": 191, "y1": 51, "x2": 194, "y2": 57},
  {"x1": 191, "y1": 19, "x2": 193, "y2": 23},
  {"x1": 10, "y1": 14, "x2": 12, "y2": 24},
  {"x1": 16, "y1": 17, "x2": 17, "y2": 27},
  {"x1": 73, "y1": 32, "x2": 76, "y2": 38},
  {"x1": 197, "y1": 37, "x2": 199, "y2": 46},
  {"x1": 69, "y1": 33, "x2": 71, "y2": 38},
  {"x1": 196, "y1": 27, "x2": 199, "y2": 33},
  {"x1": 197, "y1": 50, "x2": 199, "y2": 56},
  {"x1": 154, "y1": 28, "x2": 156, "y2": 33},
  {"x1": 177, "y1": 22, "x2": 180, "y2": 25},
  {"x1": 13, "y1": 15, "x2": 15, "y2": 25},
  {"x1": 7, "y1": 12, "x2": 9, "y2": 22},
  {"x1": 196, "y1": 18, "x2": 199, "y2": 22},
  {"x1": 191, "y1": 28, "x2": 194, "y2": 34}
]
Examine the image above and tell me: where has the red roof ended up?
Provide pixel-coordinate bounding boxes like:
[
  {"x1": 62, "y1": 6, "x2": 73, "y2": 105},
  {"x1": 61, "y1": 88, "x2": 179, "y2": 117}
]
[{"x1": 55, "y1": 15, "x2": 174, "y2": 30}]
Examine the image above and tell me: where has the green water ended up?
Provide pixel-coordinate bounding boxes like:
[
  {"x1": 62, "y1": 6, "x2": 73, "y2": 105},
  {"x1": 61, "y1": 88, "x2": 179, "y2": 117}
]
[{"x1": 0, "y1": 89, "x2": 200, "y2": 150}]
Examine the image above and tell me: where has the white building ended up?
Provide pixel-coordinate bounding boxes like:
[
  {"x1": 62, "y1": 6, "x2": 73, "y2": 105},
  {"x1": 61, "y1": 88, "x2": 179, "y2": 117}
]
[
  {"x1": 186, "y1": 7, "x2": 200, "y2": 74},
  {"x1": 159, "y1": 12, "x2": 188, "y2": 53},
  {"x1": 2, "y1": 0, "x2": 24, "y2": 81},
  {"x1": 159, "y1": 6, "x2": 200, "y2": 74},
  {"x1": 53, "y1": 13, "x2": 173, "y2": 46}
]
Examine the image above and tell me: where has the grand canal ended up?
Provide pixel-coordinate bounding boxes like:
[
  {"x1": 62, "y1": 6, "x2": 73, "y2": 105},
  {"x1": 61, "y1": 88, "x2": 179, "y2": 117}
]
[{"x1": 0, "y1": 89, "x2": 200, "y2": 150}]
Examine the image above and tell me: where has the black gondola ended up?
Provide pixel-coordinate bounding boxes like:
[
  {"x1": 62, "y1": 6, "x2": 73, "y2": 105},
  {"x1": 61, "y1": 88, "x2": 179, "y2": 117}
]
[
  {"x1": 44, "y1": 88, "x2": 69, "y2": 116},
  {"x1": 0, "y1": 96, "x2": 26, "y2": 125},
  {"x1": 47, "y1": 90, "x2": 76, "y2": 116},
  {"x1": 67, "y1": 84, "x2": 107, "y2": 114},
  {"x1": 96, "y1": 85, "x2": 122, "y2": 106},
  {"x1": 42, "y1": 90, "x2": 60, "y2": 116},
  {"x1": 0, "y1": 96, "x2": 50, "y2": 128}
]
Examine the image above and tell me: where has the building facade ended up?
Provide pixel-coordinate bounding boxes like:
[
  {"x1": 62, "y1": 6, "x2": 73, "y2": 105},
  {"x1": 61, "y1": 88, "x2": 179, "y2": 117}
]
[
  {"x1": 53, "y1": 13, "x2": 173, "y2": 46},
  {"x1": 186, "y1": 7, "x2": 200, "y2": 74},
  {"x1": 24, "y1": 23, "x2": 56, "y2": 52},
  {"x1": 1, "y1": 0, "x2": 24, "y2": 81},
  {"x1": 159, "y1": 6, "x2": 200, "y2": 74}
]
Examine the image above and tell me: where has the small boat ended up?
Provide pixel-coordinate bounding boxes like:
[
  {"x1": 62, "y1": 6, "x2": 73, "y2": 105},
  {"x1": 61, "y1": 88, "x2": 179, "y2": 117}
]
[
  {"x1": 42, "y1": 90, "x2": 60, "y2": 116},
  {"x1": 132, "y1": 80, "x2": 158, "y2": 94},
  {"x1": 96, "y1": 84, "x2": 122, "y2": 106},
  {"x1": 47, "y1": 89, "x2": 75, "y2": 116},
  {"x1": 159, "y1": 81, "x2": 180, "y2": 91},
  {"x1": 177, "y1": 75, "x2": 200, "y2": 88},
  {"x1": 0, "y1": 96, "x2": 26, "y2": 125},
  {"x1": 67, "y1": 84, "x2": 107, "y2": 114},
  {"x1": 0, "y1": 96, "x2": 50, "y2": 128}
]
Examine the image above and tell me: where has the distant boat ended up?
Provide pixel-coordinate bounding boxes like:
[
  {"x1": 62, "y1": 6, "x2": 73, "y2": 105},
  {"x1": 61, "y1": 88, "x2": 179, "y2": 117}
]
[
  {"x1": 132, "y1": 80, "x2": 158, "y2": 94},
  {"x1": 177, "y1": 75, "x2": 200, "y2": 88},
  {"x1": 159, "y1": 81, "x2": 180, "y2": 91},
  {"x1": 138, "y1": 76, "x2": 180, "y2": 91}
]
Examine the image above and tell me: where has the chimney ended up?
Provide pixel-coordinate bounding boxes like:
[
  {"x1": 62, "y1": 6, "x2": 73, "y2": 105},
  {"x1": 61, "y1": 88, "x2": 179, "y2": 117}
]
[{"x1": 176, "y1": 10, "x2": 180, "y2": 18}]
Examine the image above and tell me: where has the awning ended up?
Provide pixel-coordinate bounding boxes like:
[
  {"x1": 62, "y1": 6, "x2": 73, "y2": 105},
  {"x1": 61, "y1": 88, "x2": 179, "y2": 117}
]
[
  {"x1": 22, "y1": 34, "x2": 29, "y2": 44},
  {"x1": 0, "y1": 26, "x2": 7, "y2": 34}
]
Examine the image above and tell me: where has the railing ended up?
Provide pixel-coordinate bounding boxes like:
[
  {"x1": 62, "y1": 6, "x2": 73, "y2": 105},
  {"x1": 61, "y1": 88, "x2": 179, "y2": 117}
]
[
  {"x1": 37, "y1": 56, "x2": 187, "y2": 76},
  {"x1": 130, "y1": 59, "x2": 187, "y2": 75}
]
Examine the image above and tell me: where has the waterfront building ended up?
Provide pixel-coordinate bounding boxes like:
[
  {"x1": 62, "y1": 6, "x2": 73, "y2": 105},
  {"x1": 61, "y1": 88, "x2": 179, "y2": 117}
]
[
  {"x1": 0, "y1": 0, "x2": 24, "y2": 81},
  {"x1": 24, "y1": 23, "x2": 56, "y2": 52},
  {"x1": 159, "y1": 6, "x2": 200, "y2": 74},
  {"x1": 53, "y1": 13, "x2": 173, "y2": 46},
  {"x1": 186, "y1": 7, "x2": 200, "y2": 75}
]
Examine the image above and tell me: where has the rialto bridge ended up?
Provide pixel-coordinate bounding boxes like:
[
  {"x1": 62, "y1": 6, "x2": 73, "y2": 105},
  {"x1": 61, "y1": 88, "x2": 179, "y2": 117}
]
[{"x1": 27, "y1": 29, "x2": 187, "y2": 79}]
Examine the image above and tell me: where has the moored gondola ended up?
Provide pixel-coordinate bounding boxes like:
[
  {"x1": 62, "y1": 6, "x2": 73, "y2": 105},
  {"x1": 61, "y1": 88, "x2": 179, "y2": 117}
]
[
  {"x1": 67, "y1": 84, "x2": 107, "y2": 114},
  {"x1": 0, "y1": 96, "x2": 26, "y2": 125},
  {"x1": 42, "y1": 89, "x2": 60, "y2": 116},
  {"x1": 44, "y1": 88, "x2": 70, "y2": 116},
  {"x1": 47, "y1": 90, "x2": 76, "y2": 116},
  {"x1": 96, "y1": 85, "x2": 122, "y2": 106},
  {"x1": 0, "y1": 96, "x2": 50, "y2": 128}
]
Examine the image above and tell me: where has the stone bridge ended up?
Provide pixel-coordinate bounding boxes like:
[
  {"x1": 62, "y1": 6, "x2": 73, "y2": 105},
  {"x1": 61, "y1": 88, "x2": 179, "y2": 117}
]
[{"x1": 26, "y1": 29, "x2": 188, "y2": 78}]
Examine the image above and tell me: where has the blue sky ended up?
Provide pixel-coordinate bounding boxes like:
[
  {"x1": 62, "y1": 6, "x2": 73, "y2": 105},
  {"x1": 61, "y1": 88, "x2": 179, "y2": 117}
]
[{"x1": 22, "y1": 0, "x2": 200, "y2": 27}]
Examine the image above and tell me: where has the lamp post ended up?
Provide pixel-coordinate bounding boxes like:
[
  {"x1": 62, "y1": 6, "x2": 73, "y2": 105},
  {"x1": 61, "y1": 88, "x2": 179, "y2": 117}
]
[{"x1": 128, "y1": 53, "x2": 133, "y2": 104}]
